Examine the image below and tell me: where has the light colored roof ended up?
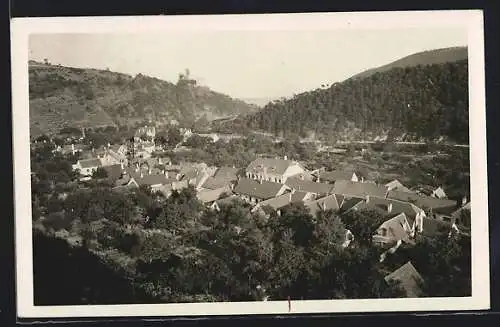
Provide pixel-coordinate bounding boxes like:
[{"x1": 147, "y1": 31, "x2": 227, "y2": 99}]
[
  {"x1": 384, "y1": 261, "x2": 424, "y2": 297},
  {"x1": 246, "y1": 157, "x2": 298, "y2": 175},
  {"x1": 197, "y1": 186, "x2": 231, "y2": 203},
  {"x1": 333, "y1": 180, "x2": 388, "y2": 198},
  {"x1": 285, "y1": 178, "x2": 335, "y2": 195},
  {"x1": 373, "y1": 213, "x2": 411, "y2": 244},
  {"x1": 234, "y1": 178, "x2": 286, "y2": 200},
  {"x1": 385, "y1": 179, "x2": 412, "y2": 192},
  {"x1": 79, "y1": 158, "x2": 102, "y2": 168}
]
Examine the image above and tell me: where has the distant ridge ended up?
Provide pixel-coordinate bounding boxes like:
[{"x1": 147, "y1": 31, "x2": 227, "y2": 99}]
[
  {"x1": 28, "y1": 61, "x2": 258, "y2": 136},
  {"x1": 348, "y1": 46, "x2": 468, "y2": 81}
]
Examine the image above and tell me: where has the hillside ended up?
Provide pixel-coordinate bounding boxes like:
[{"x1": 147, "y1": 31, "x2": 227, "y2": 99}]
[
  {"x1": 29, "y1": 62, "x2": 258, "y2": 136},
  {"x1": 348, "y1": 47, "x2": 468, "y2": 80},
  {"x1": 227, "y1": 52, "x2": 468, "y2": 144}
]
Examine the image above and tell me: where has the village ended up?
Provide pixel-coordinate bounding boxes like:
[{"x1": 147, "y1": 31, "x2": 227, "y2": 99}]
[{"x1": 30, "y1": 121, "x2": 472, "y2": 297}]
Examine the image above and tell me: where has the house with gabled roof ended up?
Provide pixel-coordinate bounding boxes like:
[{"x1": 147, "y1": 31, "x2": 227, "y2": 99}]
[
  {"x1": 233, "y1": 178, "x2": 290, "y2": 205},
  {"x1": 72, "y1": 158, "x2": 102, "y2": 177},
  {"x1": 431, "y1": 186, "x2": 448, "y2": 199},
  {"x1": 345, "y1": 196, "x2": 426, "y2": 227},
  {"x1": 245, "y1": 157, "x2": 306, "y2": 184},
  {"x1": 209, "y1": 195, "x2": 241, "y2": 212},
  {"x1": 384, "y1": 261, "x2": 424, "y2": 298},
  {"x1": 250, "y1": 190, "x2": 314, "y2": 216},
  {"x1": 387, "y1": 190, "x2": 457, "y2": 215},
  {"x1": 303, "y1": 194, "x2": 344, "y2": 217},
  {"x1": 197, "y1": 184, "x2": 232, "y2": 204},
  {"x1": 372, "y1": 212, "x2": 413, "y2": 247},
  {"x1": 385, "y1": 179, "x2": 412, "y2": 192},
  {"x1": 315, "y1": 170, "x2": 359, "y2": 184},
  {"x1": 126, "y1": 167, "x2": 179, "y2": 193},
  {"x1": 332, "y1": 180, "x2": 388, "y2": 198}
]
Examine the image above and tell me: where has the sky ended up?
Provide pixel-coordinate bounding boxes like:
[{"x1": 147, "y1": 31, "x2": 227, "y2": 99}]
[{"x1": 28, "y1": 28, "x2": 467, "y2": 101}]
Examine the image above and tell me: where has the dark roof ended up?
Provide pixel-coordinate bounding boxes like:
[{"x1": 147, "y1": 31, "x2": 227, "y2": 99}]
[
  {"x1": 285, "y1": 178, "x2": 335, "y2": 195},
  {"x1": 233, "y1": 178, "x2": 286, "y2": 200},
  {"x1": 303, "y1": 194, "x2": 341, "y2": 216},
  {"x1": 79, "y1": 158, "x2": 102, "y2": 168},
  {"x1": 387, "y1": 190, "x2": 457, "y2": 214},
  {"x1": 333, "y1": 180, "x2": 388, "y2": 198},
  {"x1": 246, "y1": 157, "x2": 299, "y2": 175},
  {"x1": 291, "y1": 190, "x2": 311, "y2": 202},
  {"x1": 254, "y1": 193, "x2": 295, "y2": 211},
  {"x1": 384, "y1": 261, "x2": 424, "y2": 298},
  {"x1": 214, "y1": 166, "x2": 239, "y2": 182},
  {"x1": 350, "y1": 196, "x2": 424, "y2": 225},
  {"x1": 201, "y1": 177, "x2": 232, "y2": 190},
  {"x1": 317, "y1": 170, "x2": 356, "y2": 183},
  {"x1": 421, "y1": 217, "x2": 453, "y2": 238},
  {"x1": 340, "y1": 196, "x2": 365, "y2": 212},
  {"x1": 214, "y1": 195, "x2": 240, "y2": 206},
  {"x1": 102, "y1": 164, "x2": 123, "y2": 181}
]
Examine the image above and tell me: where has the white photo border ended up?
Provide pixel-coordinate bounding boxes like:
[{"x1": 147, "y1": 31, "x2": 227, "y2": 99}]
[{"x1": 11, "y1": 10, "x2": 490, "y2": 318}]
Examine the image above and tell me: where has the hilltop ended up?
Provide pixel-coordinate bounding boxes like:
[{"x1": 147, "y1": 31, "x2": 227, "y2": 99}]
[
  {"x1": 29, "y1": 62, "x2": 258, "y2": 136},
  {"x1": 348, "y1": 47, "x2": 468, "y2": 80},
  {"x1": 224, "y1": 47, "x2": 469, "y2": 144}
]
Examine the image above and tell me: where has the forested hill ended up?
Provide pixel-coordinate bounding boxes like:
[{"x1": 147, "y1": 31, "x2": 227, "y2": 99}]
[
  {"x1": 234, "y1": 59, "x2": 468, "y2": 144},
  {"x1": 349, "y1": 47, "x2": 468, "y2": 80},
  {"x1": 29, "y1": 62, "x2": 258, "y2": 136}
]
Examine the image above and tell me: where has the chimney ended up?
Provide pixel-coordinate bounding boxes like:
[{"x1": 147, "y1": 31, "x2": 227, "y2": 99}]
[
  {"x1": 120, "y1": 162, "x2": 124, "y2": 170},
  {"x1": 140, "y1": 172, "x2": 144, "y2": 178},
  {"x1": 387, "y1": 203, "x2": 393, "y2": 214},
  {"x1": 71, "y1": 144, "x2": 75, "y2": 151},
  {"x1": 148, "y1": 168, "x2": 152, "y2": 175},
  {"x1": 284, "y1": 155, "x2": 288, "y2": 160},
  {"x1": 462, "y1": 195, "x2": 467, "y2": 206},
  {"x1": 322, "y1": 201, "x2": 326, "y2": 211},
  {"x1": 158, "y1": 157, "x2": 163, "y2": 164},
  {"x1": 365, "y1": 195, "x2": 370, "y2": 203},
  {"x1": 361, "y1": 177, "x2": 365, "y2": 183},
  {"x1": 107, "y1": 142, "x2": 111, "y2": 148},
  {"x1": 289, "y1": 192, "x2": 292, "y2": 202}
]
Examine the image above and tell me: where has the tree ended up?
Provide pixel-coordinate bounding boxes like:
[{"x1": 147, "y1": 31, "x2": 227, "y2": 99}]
[
  {"x1": 92, "y1": 167, "x2": 109, "y2": 179},
  {"x1": 341, "y1": 209, "x2": 386, "y2": 246},
  {"x1": 166, "y1": 128, "x2": 183, "y2": 147}
]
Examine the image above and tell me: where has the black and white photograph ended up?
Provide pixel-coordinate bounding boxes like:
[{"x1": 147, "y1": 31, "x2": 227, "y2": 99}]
[{"x1": 11, "y1": 11, "x2": 489, "y2": 318}]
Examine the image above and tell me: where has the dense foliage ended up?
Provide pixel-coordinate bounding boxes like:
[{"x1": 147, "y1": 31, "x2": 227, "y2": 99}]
[
  {"x1": 233, "y1": 60, "x2": 468, "y2": 143},
  {"x1": 31, "y1": 130, "x2": 471, "y2": 305}
]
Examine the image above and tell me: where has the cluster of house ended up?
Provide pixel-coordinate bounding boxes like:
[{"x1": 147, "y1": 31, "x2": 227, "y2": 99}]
[{"x1": 59, "y1": 131, "x2": 471, "y2": 297}]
